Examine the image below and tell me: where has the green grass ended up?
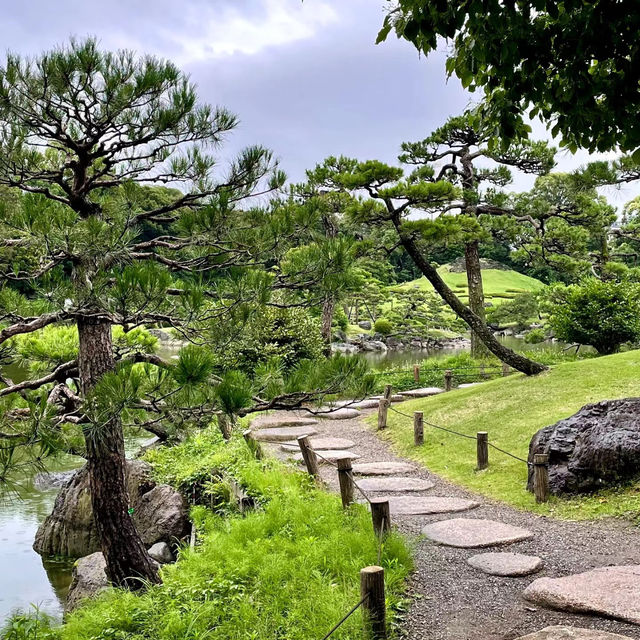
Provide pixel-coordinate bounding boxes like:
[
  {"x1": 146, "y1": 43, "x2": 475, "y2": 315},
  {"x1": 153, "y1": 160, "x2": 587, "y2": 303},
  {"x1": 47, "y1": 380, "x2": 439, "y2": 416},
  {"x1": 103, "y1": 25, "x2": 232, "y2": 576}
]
[
  {"x1": 11, "y1": 431, "x2": 412, "y2": 640},
  {"x1": 372, "y1": 350, "x2": 640, "y2": 520}
]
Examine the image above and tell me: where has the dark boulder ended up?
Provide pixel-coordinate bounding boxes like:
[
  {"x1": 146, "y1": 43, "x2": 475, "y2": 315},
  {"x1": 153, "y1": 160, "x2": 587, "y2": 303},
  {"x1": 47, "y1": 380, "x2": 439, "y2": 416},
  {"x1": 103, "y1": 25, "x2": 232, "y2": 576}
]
[{"x1": 527, "y1": 398, "x2": 640, "y2": 495}]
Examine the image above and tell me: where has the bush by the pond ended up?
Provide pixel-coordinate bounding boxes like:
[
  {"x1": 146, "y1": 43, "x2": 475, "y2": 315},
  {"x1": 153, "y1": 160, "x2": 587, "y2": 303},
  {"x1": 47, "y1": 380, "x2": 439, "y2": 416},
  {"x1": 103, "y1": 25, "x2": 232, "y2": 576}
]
[
  {"x1": 3, "y1": 430, "x2": 411, "y2": 640},
  {"x1": 374, "y1": 318, "x2": 393, "y2": 335},
  {"x1": 524, "y1": 328, "x2": 546, "y2": 344}
]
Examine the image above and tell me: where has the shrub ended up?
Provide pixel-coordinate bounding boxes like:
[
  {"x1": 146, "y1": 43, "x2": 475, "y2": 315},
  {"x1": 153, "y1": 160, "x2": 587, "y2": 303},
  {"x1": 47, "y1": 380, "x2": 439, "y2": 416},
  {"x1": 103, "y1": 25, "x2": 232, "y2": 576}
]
[
  {"x1": 486, "y1": 292, "x2": 539, "y2": 332},
  {"x1": 543, "y1": 278, "x2": 640, "y2": 354},
  {"x1": 524, "y1": 328, "x2": 546, "y2": 344},
  {"x1": 374, "y1": 318, "x2": 393, "y2": 335},
  {"x1": 332, "y1": 305, "x2": 349, "y2": 332}
]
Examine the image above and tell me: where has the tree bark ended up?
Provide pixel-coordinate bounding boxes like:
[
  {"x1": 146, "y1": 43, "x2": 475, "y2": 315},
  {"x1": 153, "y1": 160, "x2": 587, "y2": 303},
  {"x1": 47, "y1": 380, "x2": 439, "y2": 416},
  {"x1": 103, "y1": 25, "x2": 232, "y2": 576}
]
[
  {"x1": 465, "y1": 240, "x2": 489, "y2": 357},
  {"x1": 78, "y1": 317, "x2": 160, "y2": 588},
  {"x1": 321, "y1": 296, "x2": 335, "y2": 356},
  {"x1": 393, "y1": 224, "x2": 547, "y2": 375}
]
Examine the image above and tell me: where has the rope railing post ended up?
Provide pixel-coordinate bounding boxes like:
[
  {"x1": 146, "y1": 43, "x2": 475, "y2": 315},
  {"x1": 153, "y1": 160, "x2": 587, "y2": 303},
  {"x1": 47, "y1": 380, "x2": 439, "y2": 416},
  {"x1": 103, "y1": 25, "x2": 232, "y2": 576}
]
[
  {"x1": 413, "y1": 411, "x2": 424, "y2": 446},
  {"x1": 476, "y1": 431, "x2": 489, "y2": 470},
  {"x1": 337, "y1": 457, "x2": 355, "y2": 508},
  {"x1": 370, "y1": 498, "x2": 391, "y2": 538},
  {"x1": 413, "y1": 364, "x2": 420, "y2": 382},
  {"x1": 242, "y1": 429, "x2": 263, "y2": 460},
  {"x1": 297, "y1": 435, "x2": 319, "y2": 478},
  {"x1": 444, "y1": 369, "x2": 453, "y2": 392},
  {"x1": 361, "y1": 566, "x2": 386, "y2": 640},
  {"x1": 377, "y1": 384, "x2": 392, "y2": 430},
  {"x1": 502, "y1": 361, "x2": 510, "y2": 377},
  {"x1": 533, "y1": 453, "x2": 550, "y2": 503}
]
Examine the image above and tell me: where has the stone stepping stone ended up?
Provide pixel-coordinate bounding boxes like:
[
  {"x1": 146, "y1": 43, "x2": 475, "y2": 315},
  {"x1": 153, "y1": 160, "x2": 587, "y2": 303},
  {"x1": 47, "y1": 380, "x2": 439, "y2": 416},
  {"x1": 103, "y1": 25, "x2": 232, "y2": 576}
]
[
  {"x1": 383, "y1": 496, "x2": 479, "y2": 515},
  {"x1": 421, "y1": 518, "x2": 533, "y2": 548},
  {"x1": 467, "y1": 552, "x2": 543, "y2": 577},
  {"x1": 523, "y1": 565, "x2": 640, "y2": 626},
  {"x1": 458, "y1": 382, "x2": 480, "y2": 388},
  {"x1": 253, "y1": 426, "x2": 318, "y2": 442},
  {"x1": 355, "y1": 477, "x2": 435, "y2": 493},
  {"x1": 316, "y1": 408, "x2": 361, "y2": 420},
  {"x1": 398, "y1": 387, "x2": 444, "y2": 398},
  {"x1": 371, "y1": 394, "x2": 406, "y2": 403},
  {"x1": 517, "y1": 626, "x2": 635, "y2": 640},
  {"x1": 353, "y1": 399, "x2": 380, "y2": 410},
  {"x1": 352, "y1": 461, "x2": 414, "y2": 476},
  {"x1": 280, "y1": 437, "x2": 356, "y2": 452},
  {"x1": 250, "y1": 415, "x2": 318, "y2": 430},
  {"x1": 292, "y1": 450, "x2": 360, "y2": 464}
]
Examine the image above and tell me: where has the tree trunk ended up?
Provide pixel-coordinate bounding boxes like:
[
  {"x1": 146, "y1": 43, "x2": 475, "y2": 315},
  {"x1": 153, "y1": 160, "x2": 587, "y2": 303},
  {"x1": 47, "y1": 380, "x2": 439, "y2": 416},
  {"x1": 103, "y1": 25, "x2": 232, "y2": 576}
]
[
  {"x1": 393, "y1": 225, "x2": 547, "y2": 375},
  {"x1": 321, "y1": 296, "x2": 335, "y2": 357},
  {"x1": 465, "y1": 241, "x2": 489, "y2": 357},
  {"x1": 78, "y1": 317, "x2": 160, "y2": 588}
]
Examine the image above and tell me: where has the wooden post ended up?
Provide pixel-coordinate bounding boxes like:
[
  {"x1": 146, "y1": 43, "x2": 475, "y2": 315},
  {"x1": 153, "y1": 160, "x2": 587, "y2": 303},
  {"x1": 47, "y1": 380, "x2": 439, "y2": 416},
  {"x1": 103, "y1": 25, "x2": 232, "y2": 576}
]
[
  {"x1": 476, "y1": 431, "x2": 489, "y2": 470},
  {"x1": 413, "y1": 365, "x2": 420, "y2": 382},
  {"x1": 218, "y1": 414, "x2": 232, "y2": 440},
  {"x1": 479, "y1": 363, "x2": 486, "y2": 379},
  {"x1": 502, "y1": 361, "x2": 510, "y2": 377},
  {"x1": 377, "y1": 384, "x2": 392, "y2": 430},
  {"x1": 370, "y1": 498, "x2": 391, "y2": 537},
  {"x1": 413, "y1": 411, "x2": 424, "y2": 446},
  {"x1": 533, "y1": 453, "x2": 550, "y2": 503},
  {"x1": 297, "y1": 435, "x2": 319, "y2": 478},
  {"x1": 360, "y1": 566, "x2": 386, "y2": 640},
  {"x1": 337, "y1": 457, "x2": 355, "y2": 508},
  {"x1": 444, "y1": 369, "x2": 453, "y2": 392},
  {"x1": 242, "y1": 429, "x2": 263, "y2": 460}
]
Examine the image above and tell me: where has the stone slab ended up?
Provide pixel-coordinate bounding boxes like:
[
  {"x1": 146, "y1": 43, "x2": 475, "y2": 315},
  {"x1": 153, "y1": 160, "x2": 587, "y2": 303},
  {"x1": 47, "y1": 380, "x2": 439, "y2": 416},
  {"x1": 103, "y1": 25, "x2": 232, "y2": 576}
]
[
  {"x1": 421, "y1": 518, "x2": 533, "y2": 548},
  {"x1": 250, "y1": 415, "x2": 318, "y2": 430},
  {"x1": 316, "y1": 408, "x2": 361, "y2": 420},
  {"x1": 467, "y1": 552, "x2": 543, "y2": 577},
  {"x1": 458, "y1": 383, "x2": 481, "y2": 388},
  {"x1": 383, "y1": 496, "x2": 479, "y2": 515},
  {"x1": 352, "y1": 461, "x2": 415, "y2": 476},
  {"x1": 398, "y1": 387, "x2": 444, "y2": 398},
  {"x1": 523, "y1": 566, "x2": 640, "y2": 626},
  {"x1": 355, "y1": 477, "x2": 435, "y2": 493},
  {"x1": 353, "y1": 399, "x2": 381, "y2": 410},
  {"x1": 516, "y1": 626, "x2": 635, "y2": 640},
  {"x1": 280, "y1": 437, "x2": 356, "y2": 452},
  {"x1": 370, "y1": 394, "x2": 406, "y2": 403},
  {"x1": 292, "y1": 450, "x2": 360, "y2": 463},
  {"x1": 253, "y1": 426, "x2": 318, "y2": 442}
]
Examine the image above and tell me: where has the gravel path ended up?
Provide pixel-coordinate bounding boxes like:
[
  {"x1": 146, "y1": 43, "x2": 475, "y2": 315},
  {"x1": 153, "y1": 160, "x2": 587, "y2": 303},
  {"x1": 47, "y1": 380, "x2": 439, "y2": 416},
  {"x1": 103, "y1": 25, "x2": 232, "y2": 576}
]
[{"x1": 259, "y1": 407, "x2": 640, "y2": 640}]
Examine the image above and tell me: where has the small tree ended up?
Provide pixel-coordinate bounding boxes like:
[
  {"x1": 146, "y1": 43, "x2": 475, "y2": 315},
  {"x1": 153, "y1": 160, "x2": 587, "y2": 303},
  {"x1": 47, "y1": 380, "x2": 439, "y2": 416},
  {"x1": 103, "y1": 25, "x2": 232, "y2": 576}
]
[{"x1": 543, "y1": 279, "x2": 640, "y2": 354}]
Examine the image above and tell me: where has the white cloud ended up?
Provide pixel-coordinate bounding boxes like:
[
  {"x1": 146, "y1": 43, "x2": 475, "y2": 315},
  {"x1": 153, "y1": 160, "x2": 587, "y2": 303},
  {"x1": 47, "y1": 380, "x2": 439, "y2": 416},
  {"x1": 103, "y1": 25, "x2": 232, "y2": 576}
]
[{"x1": 158, "y1": 0, "x2": 338, "y2": 64}]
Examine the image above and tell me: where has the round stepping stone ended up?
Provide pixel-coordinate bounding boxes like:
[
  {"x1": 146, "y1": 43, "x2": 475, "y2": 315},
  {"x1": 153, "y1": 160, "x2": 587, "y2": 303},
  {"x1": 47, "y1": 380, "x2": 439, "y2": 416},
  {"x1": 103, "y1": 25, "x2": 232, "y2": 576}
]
[
  {"x1": 421, "y1": 518, "x2": 533, "y2": 548},
  {"x1": 355, "y1": 477, "x2": 435, "y2": 493},
  {"x1": 353, "y1": 399, "x2": 380, "y2": 410},
  {"x1": 458, "y1": 382, "x2": 481, "y2": 388},
  {"x1": 352, "y1": 462, "x2": 414, "y2": 476},
  {"x1": 398, "y1": 387, "x2": 444, "y2": 398},
  {"x1": 384, "y1": 496, "x2": 479, "y2": 515},
  {"x1": 523, "y1": 565, "x2": 640, "y2": 626},
  {"x1": 250, "y1": 415, "x2": 318, "y2": 430},
  {"x1": 516, "y1": 626, "x2": 635, "y2": 640},
  {"x1": 280, "y1": 437, "x2": 355, "y2": 452},
  {"x1": 370, "y1": 394, "x2": 406, "y2": 403},
  {"x1": 253, "y1": 426, "x2": 318, "y2": 442},
  {"x1": 467, "y1": 552, "x2": 543, "y2": 577},
  {"x1": 316, "y1": 408, "x2": 361, "y2": 420},
  {"x1": 292, "y1": 450, "x2": 360, "y2": 464}
]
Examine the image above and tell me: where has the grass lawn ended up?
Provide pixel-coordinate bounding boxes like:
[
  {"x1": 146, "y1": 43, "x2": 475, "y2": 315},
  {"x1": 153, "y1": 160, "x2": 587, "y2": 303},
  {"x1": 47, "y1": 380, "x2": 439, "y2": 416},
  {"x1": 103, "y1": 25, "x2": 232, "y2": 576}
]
[{"x1": 372, "y1": 350, "x2": 640, "y2": 520}]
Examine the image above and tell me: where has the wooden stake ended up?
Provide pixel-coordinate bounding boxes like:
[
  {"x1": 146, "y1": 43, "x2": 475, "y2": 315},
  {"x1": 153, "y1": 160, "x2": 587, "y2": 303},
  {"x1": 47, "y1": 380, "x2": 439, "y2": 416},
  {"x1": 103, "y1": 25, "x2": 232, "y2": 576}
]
[
  {"x1": 297, "y1": 435, "x2": 319, "y2": 478},
  {"x1": 242, "y1": 429, "x2": 262, "y2": 460},
  {"x1": 377, "y1": 384, "x2": 392, "y2": 430},
  {"x1": 413, "y1": 411, "x2": 424, "y2": 446},
  {"x1": 476, "y1": 431, "x2": 489, "y2": 470},
  {"x1": 360, "y1": 566, "x2": 386, "y2": 639},
  {"x1": 444, "y1": 369, "x2": 453, "y2": 392},
  {"x1": 533, "y1": 453, "x2": 550, "y2": 503},
  {"x1": 502, "y1": 361, "x2": 510, "y2": 377},
  {"x1": 370, "y1": 498, "x2": 391, "y2": 537},
  {"x1": 337, "y1": 457, "x2": 355, "y2": 508},
  {"x1": 413, "y1": 365, "x2": 420, "y2": 382}
]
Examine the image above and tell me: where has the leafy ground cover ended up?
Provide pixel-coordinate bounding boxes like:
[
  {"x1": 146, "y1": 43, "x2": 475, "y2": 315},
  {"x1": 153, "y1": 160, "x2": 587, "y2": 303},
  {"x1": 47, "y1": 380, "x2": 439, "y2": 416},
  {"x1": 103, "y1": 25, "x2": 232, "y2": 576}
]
[
  {"x1": 6, "y1": 430, "x2": 411, "y2": 640},
  {"x1": 372, "y1": 350, "x2": 640, "y2": 520}
]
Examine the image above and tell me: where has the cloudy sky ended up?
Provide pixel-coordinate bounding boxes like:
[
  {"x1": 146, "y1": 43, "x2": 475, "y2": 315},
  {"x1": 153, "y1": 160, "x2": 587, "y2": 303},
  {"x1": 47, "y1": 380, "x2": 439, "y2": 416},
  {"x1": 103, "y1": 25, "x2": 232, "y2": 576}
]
[{"x1": 1, "y1": 0, "x2": 637, "y2": 207}]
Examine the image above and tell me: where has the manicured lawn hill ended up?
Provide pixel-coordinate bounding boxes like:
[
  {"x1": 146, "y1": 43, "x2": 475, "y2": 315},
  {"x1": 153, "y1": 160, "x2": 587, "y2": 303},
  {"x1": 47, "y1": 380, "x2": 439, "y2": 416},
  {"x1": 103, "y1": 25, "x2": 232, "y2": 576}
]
[
  {"x1": 21, "y1": 432, "x2": 411, "y2": 640},
  {"x1": 374, "y1": 350, "x2": 640, "y2": 520}
]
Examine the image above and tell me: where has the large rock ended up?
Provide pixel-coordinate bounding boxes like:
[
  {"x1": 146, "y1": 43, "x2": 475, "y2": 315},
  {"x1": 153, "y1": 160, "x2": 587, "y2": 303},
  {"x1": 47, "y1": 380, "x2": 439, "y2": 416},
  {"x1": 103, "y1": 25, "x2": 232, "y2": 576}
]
[
  {"x1": 34, "y1": 460, "x2": 189, "y2": 558},
  {"x1": 516, "y1": 627, "x2": 635, "y2": 640},
  {"x1": 527, "y1": 398, "x2": 640, "y2": 495},
  {"x1": 148, "y1": 542, "x2": 174, "y2": 564},
  {"x1": 65, "y1": 552, "x2": 109, "y2": 612},
  {"x1": 523, "y1": 566, "x2": 640, "y2": 626}
]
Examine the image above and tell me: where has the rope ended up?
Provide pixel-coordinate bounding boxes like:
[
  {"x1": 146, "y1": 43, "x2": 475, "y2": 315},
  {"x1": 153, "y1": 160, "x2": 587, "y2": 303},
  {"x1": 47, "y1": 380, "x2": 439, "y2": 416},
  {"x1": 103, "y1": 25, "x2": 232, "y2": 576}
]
[
  {"x1": 320, "y1": 594, "x2": 369, "y2": 640},
  {"x1": 487, "y1": 442, "x2": 531, "y2": 466},
  {"x1": 311, "y1": 451, "x2": 373, "y2": 504}
]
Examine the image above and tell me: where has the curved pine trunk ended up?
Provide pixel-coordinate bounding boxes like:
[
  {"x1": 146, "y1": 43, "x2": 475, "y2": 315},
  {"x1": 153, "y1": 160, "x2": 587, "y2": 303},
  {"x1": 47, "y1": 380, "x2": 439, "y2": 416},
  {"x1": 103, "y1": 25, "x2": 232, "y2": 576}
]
[
  {"x1": 78, "y1": 317, "x2": 160, "y2": 588},
  {"x1": 465, "y1": 241, "x2": 489, "y2": 358},
  {"x1": 321, "y1": 296, "x2": 335, "y2": 357}
]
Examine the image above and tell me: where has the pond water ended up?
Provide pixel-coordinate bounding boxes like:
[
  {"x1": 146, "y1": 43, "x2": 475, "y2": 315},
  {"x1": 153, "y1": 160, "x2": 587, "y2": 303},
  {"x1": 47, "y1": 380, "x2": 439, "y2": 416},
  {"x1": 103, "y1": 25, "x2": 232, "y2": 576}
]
[{"x1": 0, "y1": 335, "x2": 564, "y2": 623}]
